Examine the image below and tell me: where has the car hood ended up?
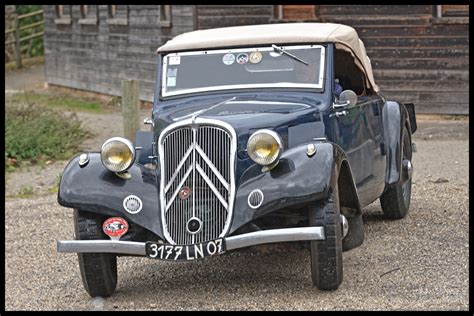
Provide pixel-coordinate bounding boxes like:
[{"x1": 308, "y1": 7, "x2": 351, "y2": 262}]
[{"x1": 153, "y1": 93, "x2": 327, "y2": 137}]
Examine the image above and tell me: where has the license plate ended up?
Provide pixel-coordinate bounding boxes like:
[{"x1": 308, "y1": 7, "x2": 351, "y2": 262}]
[{"x1": 145, "y1": 238, "x2": 226, "y2": 261}]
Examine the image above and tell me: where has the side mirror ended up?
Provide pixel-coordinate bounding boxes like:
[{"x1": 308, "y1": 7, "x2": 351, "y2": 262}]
[{"x1": 339, "y1": 90, "x2": 358, "y2": 107}]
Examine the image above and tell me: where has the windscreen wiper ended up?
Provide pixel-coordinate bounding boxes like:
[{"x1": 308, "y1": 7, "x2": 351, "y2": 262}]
[{"x1": 272, "y1": 44, "x2": 309, "y2": 66}]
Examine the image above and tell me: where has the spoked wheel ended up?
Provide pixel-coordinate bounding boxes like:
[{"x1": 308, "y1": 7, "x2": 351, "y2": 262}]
[
  {"x1": 74, "y1": 210, "x2": 118, "y2": 297},
  {"x1": 380, "y1": 125, "x2": 413, "y2": 219},
  {"x1": 309, "y1": 183, "x2": 343, "y2": 290}
]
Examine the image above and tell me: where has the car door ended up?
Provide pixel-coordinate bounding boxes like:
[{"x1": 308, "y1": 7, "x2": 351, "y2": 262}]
[{"x1": 331, "y1": 85, "x2": 386, "y2": 207}]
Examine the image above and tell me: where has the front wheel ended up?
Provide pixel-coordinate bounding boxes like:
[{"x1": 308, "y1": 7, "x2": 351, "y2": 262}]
[
  {"x1": 309, "y1": 183, "x2": 343, "y2": 290},
  {"x1": 74, "y1": 210, "x2": 118, "y2": 297}
]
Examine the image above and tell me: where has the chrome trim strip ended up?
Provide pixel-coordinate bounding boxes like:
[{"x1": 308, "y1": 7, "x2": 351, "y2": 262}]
[
  {"x1": 167, "y1": 45, "x2": 323, "y2": 56},
  {"x1": 57, "y1": 240, "x2": 147, "y2": 255},
  {"x1": 196, "y1": 163, "x2": 228, "y2": 209},
  {"x1": 162, "y1": 45, "x2": 326, "y2": 97},
  {"x1": 225, "y1": 227, "x2": 325, "y2": 250},
  {"x1": 164, "y1": 144, "x2": 193, "y2": 193},
  {"x1": 195, "y1": 144, "x2": 229, "y2": 190},
  {"x1": 165, "y1": 165, "x2": 193, "y2": 211},
  {"x1": 158, "y1": 118, "x2": 237, "y2": 245},
  {"x1": 56, "y1": 227, "x2": 325, "y2": 255},
  {"x1": 163, "y1": 83, "x2": 323, "y2": 97}
]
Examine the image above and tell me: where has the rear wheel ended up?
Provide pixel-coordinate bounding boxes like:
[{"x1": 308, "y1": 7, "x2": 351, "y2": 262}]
[
  {"x1": 74, "y1": 210, "x2": 118, "y2": 297},
  {"x1": 309, "y1": 183, "x2": 343, "y2": 290},
  {"x1": 380, "y1": 125, "x2": 413, "y2": 219}
]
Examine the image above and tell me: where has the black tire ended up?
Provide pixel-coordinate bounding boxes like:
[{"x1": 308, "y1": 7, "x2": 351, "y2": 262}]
[
  {"x1": 309, "y1": 183, "x2": 343, "y2": 291},
  {"x1": 74, "y1": 210, "x2": 118, "y2": 298},
  {"x1": 380, "y1": 125, "x2": 413, "y2": 219},
  {"x1": 342, "y1": 213, "x2": 364, "y2": 252}
]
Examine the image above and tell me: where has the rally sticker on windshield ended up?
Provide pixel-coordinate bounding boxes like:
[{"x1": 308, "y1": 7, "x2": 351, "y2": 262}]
[
  {"x1": 236, "y1": 53, "x2": 249, "y2": 64},
  {"x1": 222, "y1": 53, "x2": 235, "y2": 65},
  {"x1": 249, "y1": 51, "x2": 262, "y2": 64},
  {"x1": 167, "y1": 76, "x2": 176, "y2": 87},
  {"x1": 169, "y1": 56, "x2": 181, "y2": 65},
  {"x1": 167, "y1": 68, "x2": 177, "y2": 87}
]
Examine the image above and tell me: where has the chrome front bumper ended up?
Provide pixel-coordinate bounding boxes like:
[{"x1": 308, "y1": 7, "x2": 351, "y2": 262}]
[{"x1": 57, "y1": 227, "x2": 325, "y2": 256}]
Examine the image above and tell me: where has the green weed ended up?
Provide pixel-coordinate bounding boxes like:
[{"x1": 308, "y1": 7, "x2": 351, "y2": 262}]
[{"x1": 5, "y1": 103, "x2": 90, "y2": 171}]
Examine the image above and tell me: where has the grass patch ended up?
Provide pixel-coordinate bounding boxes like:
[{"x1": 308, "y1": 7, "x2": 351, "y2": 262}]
[
  {"x1": 16, "y1": 186, "x2": 35, "y2": 198},
  {"x1": 5, "y1": 103, "x2": 91, "y2": 172},
  {"x1": 8, "y1": 91, "x2": 105, "y2": 113}
]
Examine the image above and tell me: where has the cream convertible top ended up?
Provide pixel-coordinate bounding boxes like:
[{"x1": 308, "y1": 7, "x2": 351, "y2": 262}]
[{"x1": 157, "y1": 23, "x2": 379, "y2": 92}]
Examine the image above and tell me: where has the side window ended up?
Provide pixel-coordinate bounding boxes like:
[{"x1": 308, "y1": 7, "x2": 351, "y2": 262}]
[
  {"x1": 54, "y1": 5, "x2": 72, "y2": 25},
  {"x1": 107, "y1": 5, "x2": 128, "y2": 25},
  {"x1": 334, "y1": 49, "x2": 368, "y2": 97}
]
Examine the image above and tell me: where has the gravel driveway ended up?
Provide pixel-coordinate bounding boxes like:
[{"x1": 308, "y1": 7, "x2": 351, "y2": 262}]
[{"x1": 5, "y1": 120, "x2": 469, "y2": 311}]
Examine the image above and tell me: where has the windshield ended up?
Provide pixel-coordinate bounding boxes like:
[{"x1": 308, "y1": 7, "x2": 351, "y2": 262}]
[{"x1": 161, "y1": 45, "x2": 325, "y2": 97}]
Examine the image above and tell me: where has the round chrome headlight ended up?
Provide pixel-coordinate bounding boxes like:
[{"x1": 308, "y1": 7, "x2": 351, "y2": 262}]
[
  {"x1": 247, "y1": 130, "x2": 283, "y2": 166},
  {"x1": 101, "y1": 137, "x2": 135, "y2": 173}
]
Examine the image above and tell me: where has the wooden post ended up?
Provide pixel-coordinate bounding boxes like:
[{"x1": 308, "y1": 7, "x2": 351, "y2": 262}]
[
  {"x1": 121, "y1": 79, "x2": 140, "y2": 143},
  {"x1": 13, "y1": 13, "x2": 22, "y2": 69}
]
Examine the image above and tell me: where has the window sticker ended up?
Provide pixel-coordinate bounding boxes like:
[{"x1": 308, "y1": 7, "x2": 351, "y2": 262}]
[
  {"x1": 222, "y1": 53, "x2": 235, "y2": 65},
  {"x1": 236, "y1": 53, "x2": 249, "y2": 64},
  {"x1": 169, "y1": 56, "x2": 181, "y2": 65},
  {"x1": 167, "y1": 76, "x2": 176, "y2": 87},
  {"x1": 249, "y1": 52, "x2": 262, "y2": 64},
  {"x1": 167, "y1": 68, "x2": 177, "y2": 77},
  {"x1": 270, "y1": 51, "x2": 283, "y2": 57}
]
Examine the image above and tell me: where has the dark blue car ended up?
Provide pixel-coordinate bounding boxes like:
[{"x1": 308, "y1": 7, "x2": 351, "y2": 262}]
[{"x1": 57, "y1": 23, "x2": 417, "y2": 296}]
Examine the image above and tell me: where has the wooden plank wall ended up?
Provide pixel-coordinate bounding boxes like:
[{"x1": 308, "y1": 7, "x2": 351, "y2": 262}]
[
  {"x1": 316, "y1": 5, "x2": 469, "y2": 114},
  {"x1": 43, "y1": 5, "x2": 468, "y2": 114},
  {"x1": 43, "y1": 5, "x2": 195, "y2": 102},
  {"x1": 196, "y1": 5, "x2": 273, "y2": 29}
]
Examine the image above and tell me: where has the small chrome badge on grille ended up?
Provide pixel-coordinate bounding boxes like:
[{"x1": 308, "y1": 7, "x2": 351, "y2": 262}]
[
  {"x1": 186, "y1": 217, "x2": 202, "y2": 234},
  {"x1": 179, "y1": 186, "x2": 191, "y2": 200}
]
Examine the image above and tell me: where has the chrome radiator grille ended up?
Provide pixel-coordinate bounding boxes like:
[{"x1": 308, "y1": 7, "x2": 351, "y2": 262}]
[{"x1": 158, "y1": 119, "x2": 236, "y2": 245}]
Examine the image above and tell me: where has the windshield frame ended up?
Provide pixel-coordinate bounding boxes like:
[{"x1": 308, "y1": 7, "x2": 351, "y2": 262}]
[{"x1": 160, "y1": 44, "x2": 326, "y2": 98}]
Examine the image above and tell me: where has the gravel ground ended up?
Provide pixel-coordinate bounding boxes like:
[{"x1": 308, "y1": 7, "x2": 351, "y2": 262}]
[{"x1": 5, "y1": 119, "x2": 469, "y2": 311}]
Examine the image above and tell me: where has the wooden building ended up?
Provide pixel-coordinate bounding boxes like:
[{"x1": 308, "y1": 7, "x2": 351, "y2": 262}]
[{"x1": 43, "y1": 5, "x2": 469, "y2": 114}]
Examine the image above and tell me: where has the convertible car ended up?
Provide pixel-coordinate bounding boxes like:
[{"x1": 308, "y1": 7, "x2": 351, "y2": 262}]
[{"x1": 57, "y1": 23, "x2": 417, "y2": 297}]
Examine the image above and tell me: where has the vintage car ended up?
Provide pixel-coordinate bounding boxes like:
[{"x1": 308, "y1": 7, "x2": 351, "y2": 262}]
[{"x1": 57, "y1": 23, "x2": 417, "y2": 297}]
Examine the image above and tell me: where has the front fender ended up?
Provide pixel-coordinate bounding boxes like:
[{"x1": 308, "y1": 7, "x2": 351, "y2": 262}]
[
  {"x1": 229, "y1": 142, "x2": 361, "y2": 234},
  {"x1": 58, "y1": 153, "x2": 165, "y2": 239},
  {"x1": 382, "y1": 101, "x2": 412, "y2": 185}
]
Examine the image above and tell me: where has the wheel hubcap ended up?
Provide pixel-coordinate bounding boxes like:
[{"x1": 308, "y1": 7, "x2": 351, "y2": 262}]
[
  {"x1": 402, "y1": 159, "x2": 413, "y2": 181},
  {"x1": 340, "y1": 215, "x2": 348, "y2": 239}
]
